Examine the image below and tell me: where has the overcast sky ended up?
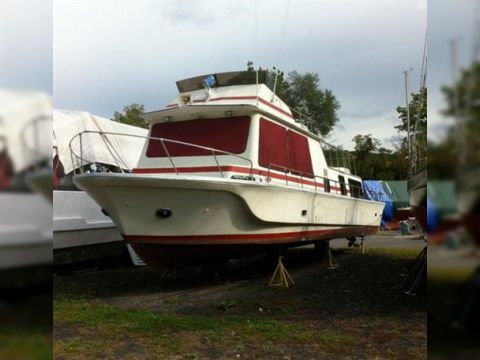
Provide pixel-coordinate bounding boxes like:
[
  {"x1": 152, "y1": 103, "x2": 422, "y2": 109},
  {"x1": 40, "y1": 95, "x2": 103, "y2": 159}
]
[
  {"x1": 5, "y1": 1, "x2": 473, "y2": 150},
  {"x1": 0, "y1": 0, "x2": 53, "y2": 92},
  {"x1": 428, "y1": 0, "x2": 477, "y2": 142},
  {"x1": 51, "y1": 0, "x2": 429, "y2": 149}
]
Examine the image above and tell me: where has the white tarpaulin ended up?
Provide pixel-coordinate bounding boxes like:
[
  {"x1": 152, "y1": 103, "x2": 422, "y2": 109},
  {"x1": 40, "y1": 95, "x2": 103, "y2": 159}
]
[
  {"x1": 0, "y1": 90, "x2": 52, "y2": 173},
  {"x1": 53, "y1": 109, "x2": 148, "y2": 174}
]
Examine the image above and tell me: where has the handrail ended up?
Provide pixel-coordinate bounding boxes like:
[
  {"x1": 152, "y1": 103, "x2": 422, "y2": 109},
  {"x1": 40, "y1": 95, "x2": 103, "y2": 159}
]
[
  {"x1": 68, "y1": 130, "x2": 384, "y2": 202},
  {"x1": 20, "y1": 115, "x2": 52, "y2": 165},
  {"x1": 263, "y1": 162, "x2": 378, "y2": 200},
  {"x1": 68, "y1": 130, "x2": 254, "y2": 178}
]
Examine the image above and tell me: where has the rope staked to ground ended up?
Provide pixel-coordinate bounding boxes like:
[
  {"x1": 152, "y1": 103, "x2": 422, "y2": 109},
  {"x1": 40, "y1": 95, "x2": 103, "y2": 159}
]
[{"x1": 269, "y1": 256, "x2": 295, "y2": 288}]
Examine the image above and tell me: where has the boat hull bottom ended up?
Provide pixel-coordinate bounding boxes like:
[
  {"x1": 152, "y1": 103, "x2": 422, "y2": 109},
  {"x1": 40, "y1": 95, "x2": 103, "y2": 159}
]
[
  {"x1": 125, "y1": 225, "x2": 378, "y2": 267},
  {"x1": 463, "y1": 213, "x2": 480, "y2": 247},
  {"x1": 411, "y1": 206, "x2": 427, "y2": 231}
]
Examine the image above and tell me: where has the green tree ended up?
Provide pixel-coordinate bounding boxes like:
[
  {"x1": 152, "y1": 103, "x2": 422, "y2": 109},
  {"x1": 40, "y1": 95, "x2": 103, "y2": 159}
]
[
  {"x1": 395, "y1": 87, "x2": 427, "y2": 172},
  {"x1": 395, "y1": 87, "x2": 427, "y2": 134},
  {"x1": 247, "y1": 62, "x2": 340, "y2": 136},
  {"x1": 349, "y1": 134, "x2": 406, "y2": 180},
  {"x1": 351, "y1": 134, "x2": 380, "y2": 179},
  {"x1": 112, "y1": 103, "x2": 149, "y2": 129},
  {"x1": 441, "y1": 61, "x2": 480, "y2": 167}
]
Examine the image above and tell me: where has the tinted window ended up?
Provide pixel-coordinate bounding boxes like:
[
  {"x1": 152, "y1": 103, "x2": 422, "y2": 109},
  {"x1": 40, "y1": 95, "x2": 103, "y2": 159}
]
[
  {"x1": 348, "y1": 179, "x2": 362, "y2": 198},
  {"x1": 147, "y1": 116, "x2": 251, "y2": 157},
  {"x1": 338, "y1": 175, "x2": 347, "y2": 195},
  {"x1": 324, "y1": 178, "x2": 331, "y2": 193},
  {"x1": 259, "y1": 118, "x2": 313, "y2": 176},
  {"x1": 258, "y1": 118, "x2": 289, "y2": 171},
  {"x1": 287, "y1": 130, "x2": 313, "y2": 177}
]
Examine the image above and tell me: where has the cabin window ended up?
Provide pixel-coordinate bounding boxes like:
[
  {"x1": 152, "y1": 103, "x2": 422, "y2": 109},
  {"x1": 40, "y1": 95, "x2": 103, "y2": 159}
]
[
  {"x1": 338, "y1": 175, "x2": 347, "y2": 195},
  {"x1": 258, "y1": 118, "x2": 289, "y2": 171},
  {"x1": 348, "y1": 179, "x2": 362, "y2": 198},
  {"x1": 258, "y1": 118, "x2": 313, "y2": 177},
  {"x1": 324, "y1": 178, "x2": 331, "y2": 193},
  {"x1": 287, "y1": 130, "x2": 314, "y2": 177},
  {"x1": 146, "y1": 116, "x2": 251, "y2": 157}
]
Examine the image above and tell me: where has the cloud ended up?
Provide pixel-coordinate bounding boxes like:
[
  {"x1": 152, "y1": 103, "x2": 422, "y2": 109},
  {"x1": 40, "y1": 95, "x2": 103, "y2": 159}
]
[
  {"x1": 162, "y1": 1, "x2": 216, "y2": 25},
  {"x1": 53, "y1": 0, "x2": 427, "y2": 149}
]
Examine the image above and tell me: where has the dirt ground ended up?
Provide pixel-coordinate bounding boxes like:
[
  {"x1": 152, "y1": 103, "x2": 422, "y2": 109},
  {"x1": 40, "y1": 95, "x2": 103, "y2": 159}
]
[{"x1": 54, "y1": 234, "x2": 427, "y2": 359}]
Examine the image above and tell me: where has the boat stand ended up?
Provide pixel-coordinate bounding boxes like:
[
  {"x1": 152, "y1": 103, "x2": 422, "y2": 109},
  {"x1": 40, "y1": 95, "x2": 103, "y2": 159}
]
[
  {"x1": 269, "y1": 256, "x2": 295, "y2": 288},
  {"x1": 397, "y1": 246, "x2": 427, "y2": 296},
  {"x1": 358, "y1": 236, "x2": 366, "y2": 254},
  {"x1": 327, "y1": 244, "x2": 339, "y2": 270}
]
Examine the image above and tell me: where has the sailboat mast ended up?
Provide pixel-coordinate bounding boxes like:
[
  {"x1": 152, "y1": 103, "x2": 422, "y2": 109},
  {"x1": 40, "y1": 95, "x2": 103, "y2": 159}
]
[{"x1": 403, "y1": 69, "x2": 412, "y2": 175}]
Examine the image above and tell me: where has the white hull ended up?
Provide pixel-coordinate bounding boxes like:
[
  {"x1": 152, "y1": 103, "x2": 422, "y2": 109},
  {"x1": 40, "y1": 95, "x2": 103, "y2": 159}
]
[
  {"x1": 26, "y1": 169, "x2": 53, "y2": 203},
  {"x1": 53, "y1": 190, "x2": 131, "y2": 265},
  {"x1": 75, "y1": 173, "x2": 383, "y2": 266},
  {"x1": 0, "y1": 193, "x2": 52, "y2": 270},
  {"x1": 75, "y1": 173, "x2": 383, "y2": 237},
  {"x1": 53, "y1": 190, "x2": 121, "y2": 250}
]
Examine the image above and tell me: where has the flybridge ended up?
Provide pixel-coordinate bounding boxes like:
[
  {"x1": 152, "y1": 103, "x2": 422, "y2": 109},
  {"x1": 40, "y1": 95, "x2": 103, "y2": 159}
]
[
  {"x1": 149, "y1": 70, "x2": 309, "y2": 135},
  {"x1": 175, "y1": 70, "x2": 277, "y2": 93}
]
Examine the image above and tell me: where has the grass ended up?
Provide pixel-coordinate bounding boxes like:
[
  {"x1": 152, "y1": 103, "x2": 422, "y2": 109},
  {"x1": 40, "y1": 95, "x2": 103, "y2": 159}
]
[
  {"x1": 0, "y1": 331, "x2": 52, "y2": 360},
  {"x1": 427, "y1": 266, "x2": 475, "y2": 283},
  {"x1": 54, "y1": 297, "x2": 357, "y2": 358},
  {"x1": 53, "y1": 245, "x2": 426, "y2": 359},
  {"x1": 366, "y1": 247, "x2": 422, "y2": 259}
]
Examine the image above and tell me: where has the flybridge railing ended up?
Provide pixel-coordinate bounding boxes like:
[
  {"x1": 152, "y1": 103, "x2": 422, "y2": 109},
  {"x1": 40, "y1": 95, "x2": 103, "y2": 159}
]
[
  {"x1": 68, "y1": 130, "x2": 254, "y2": 177},
  {"x1": 320, "y1": 141, "x2": 357, "y2": 176}
]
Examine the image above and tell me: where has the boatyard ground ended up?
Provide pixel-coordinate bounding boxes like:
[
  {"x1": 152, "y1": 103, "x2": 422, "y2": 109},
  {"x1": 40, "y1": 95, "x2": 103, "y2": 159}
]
[{"x1": 54, "y1": 233, "x2": 426, "y2": 359}]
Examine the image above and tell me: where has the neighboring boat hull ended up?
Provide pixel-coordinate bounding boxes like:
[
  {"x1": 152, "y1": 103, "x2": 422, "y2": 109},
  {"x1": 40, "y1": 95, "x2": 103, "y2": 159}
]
[
  {"x1": 408, "y1": 170, "x2": 427, "y2": 230},
  {"x1": 26, "y1": 169, "x2": 53, "y2": 203},
  {"x1": 0, "y1": 192, "x2": 52, "y2": 287},
  {"x1": 74, "y1": 173, "x2": 383, "y2": 267},
  {"x1": 53, "y1": 190, "x2": 126, "y2": 265}
]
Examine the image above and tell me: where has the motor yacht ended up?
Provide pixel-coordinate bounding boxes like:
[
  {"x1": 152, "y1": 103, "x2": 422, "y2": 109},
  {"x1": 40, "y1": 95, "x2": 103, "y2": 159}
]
[{"x1": 73, "y1": 71, "x2": 385, "y2": 267}]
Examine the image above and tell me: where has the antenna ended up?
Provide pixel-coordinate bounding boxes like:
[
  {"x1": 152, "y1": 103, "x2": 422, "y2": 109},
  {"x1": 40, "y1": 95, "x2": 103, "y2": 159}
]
[
  {"x1": 254, "y1": 0, "x2": 259, "y2": 106},
  {"x1": 272, "y1": 0, "x2": 291, "y2": 99}
]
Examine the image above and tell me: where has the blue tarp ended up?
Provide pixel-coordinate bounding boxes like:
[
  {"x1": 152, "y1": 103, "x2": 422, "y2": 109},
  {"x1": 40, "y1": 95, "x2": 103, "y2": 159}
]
[
  {"x1": 427, "y1": 193, "x2": 440, "y2": 233},
  {"x1": 362, "y1": 180, "x2": 394, "y2": 228}
]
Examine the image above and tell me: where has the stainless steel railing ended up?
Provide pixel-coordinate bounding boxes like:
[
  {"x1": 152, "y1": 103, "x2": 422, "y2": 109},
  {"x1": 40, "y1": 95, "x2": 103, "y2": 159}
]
[
  {"x1": 264, "y1": 163, "x2": 367, "y2": 198},
  {"x1": 68, "y1": 130, "x2": 254, "y2": 177},
  {"x1": 68, "y1": 131, "x2": 383, "y2": 202}
]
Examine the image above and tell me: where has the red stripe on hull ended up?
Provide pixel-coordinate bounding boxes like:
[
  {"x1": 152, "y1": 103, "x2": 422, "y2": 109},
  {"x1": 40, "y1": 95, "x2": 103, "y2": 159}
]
[
  {"x1": 124, "y1": 226, "x2": 378, "y2": 246},
  {"x1": 165, "y1": 96, "x2": 294, "y2": 119},
  {"x1": 126, "y1": 226, "x2": 378, "y2": 267},
  {"x1": 131, "y1": 165, "x2": 349, "y2": 192}
]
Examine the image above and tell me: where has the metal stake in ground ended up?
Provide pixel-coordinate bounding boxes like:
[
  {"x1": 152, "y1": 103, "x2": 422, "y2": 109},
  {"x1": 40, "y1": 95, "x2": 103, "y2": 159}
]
[{"x1": 269, "y1": 256, "x2": 295, "y2": 288}]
